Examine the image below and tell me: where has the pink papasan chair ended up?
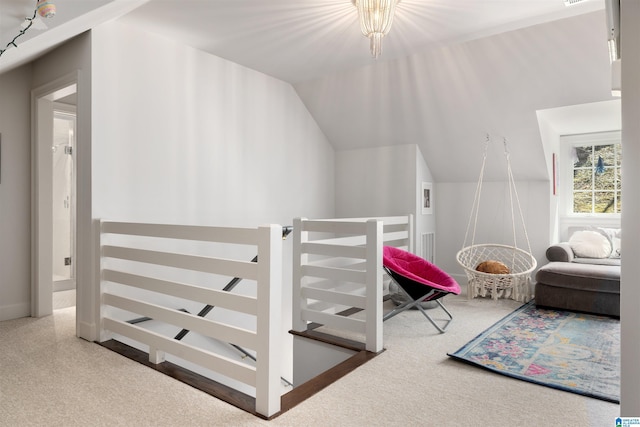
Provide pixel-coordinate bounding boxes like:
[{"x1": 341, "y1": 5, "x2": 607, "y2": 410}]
[{"x1": 383, "y1": 246, "x2": 461, "y2": 333}]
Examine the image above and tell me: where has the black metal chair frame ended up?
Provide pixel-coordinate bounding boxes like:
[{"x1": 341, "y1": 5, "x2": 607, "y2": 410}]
[{"x1": 383, "y1": 266, "x2": 455, "y2": 333}]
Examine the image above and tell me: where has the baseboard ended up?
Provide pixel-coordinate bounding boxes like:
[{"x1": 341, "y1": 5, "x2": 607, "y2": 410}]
[
  {"x1": 0, "y1": 302, "x2": 30, "y2": 322},
  {"x1": 77, "y1": 319, "x2": 97, "y2": 341},
  {"x1": 53, "y1": 279, "x2": 76, "y2": 292}
]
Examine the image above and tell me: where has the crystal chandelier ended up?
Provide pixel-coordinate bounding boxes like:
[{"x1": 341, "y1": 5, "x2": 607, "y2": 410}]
[{"x1": 352, "y1": 0, "x2": 399, "y2": 59}]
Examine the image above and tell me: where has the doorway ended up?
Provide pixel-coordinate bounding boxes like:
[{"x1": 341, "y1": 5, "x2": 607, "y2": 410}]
[
  {"x1": 52, "y1": 104, "x2": 77, "y2": 309},
  {"x1": 32, "y1": 76, "x2": 77, "y2": 318}
]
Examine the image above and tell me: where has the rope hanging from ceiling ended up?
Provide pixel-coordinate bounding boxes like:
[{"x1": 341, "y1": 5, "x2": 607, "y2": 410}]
[{"x1": 456, "y1": 135, "x2": 537, "y2": 302}]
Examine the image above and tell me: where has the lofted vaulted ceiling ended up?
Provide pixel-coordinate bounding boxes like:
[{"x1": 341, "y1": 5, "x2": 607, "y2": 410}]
[{"x1": 0, "y1": 0, "x2": 617, "y2": 181}]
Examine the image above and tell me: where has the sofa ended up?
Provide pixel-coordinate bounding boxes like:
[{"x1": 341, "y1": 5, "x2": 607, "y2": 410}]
[{"x1": 535, "y1": 228, "x2": 620, "y2": 317}]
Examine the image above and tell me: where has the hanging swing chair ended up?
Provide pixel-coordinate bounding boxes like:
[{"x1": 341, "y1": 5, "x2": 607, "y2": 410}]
[{"x1": 456, "y1": 137, "x2": 537, "y2": 302}]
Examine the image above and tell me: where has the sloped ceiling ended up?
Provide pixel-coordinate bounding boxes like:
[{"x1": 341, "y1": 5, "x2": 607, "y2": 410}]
[
  {"x1": 116, "y1": 0, "x2": 604, "y2": 84},
  {"x1": 0, "y1": 0, "x2": 616, "y2": 182},
  {"x1": 294, "y1": 10, "x2": 616, "y2": 182}
]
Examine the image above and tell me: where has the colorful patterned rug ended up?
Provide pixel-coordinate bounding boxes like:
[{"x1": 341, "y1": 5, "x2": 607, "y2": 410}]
[{"x1": 448, "y1": 301, "x2": 620, "y2": 403}]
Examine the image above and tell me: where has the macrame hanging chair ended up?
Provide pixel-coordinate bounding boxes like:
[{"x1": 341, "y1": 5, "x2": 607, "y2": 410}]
[{"x1": 456, "y1": 136, "x2": 537, "y2": 302}]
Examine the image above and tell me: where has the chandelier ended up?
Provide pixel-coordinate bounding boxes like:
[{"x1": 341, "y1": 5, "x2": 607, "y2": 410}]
[{"x1": 352, "y1": 0, "x2": 399, "y2": 59}]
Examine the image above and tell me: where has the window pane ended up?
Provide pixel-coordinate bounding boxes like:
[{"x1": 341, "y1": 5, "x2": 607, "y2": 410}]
[
  {"x1": 617, "y1": 168, "x2": 622, "y2": 190},
  {"x1": 617, "y1": 191, "x2": 622, "y2": 213},
  {"x1": 594, "y1": 167, "x2": 615, "y2": 190},
  {"x1": 616, "y1": 144, "x2": 622, "y2": 166},
  {"x1": 574, "y1": 146, "x2": 593, "y2": 167},
  {"x1": 595, "y1": 144, "x2": 615, "y2": 166},
  {"x1": 573, "y1": 169, "x2": 592, "y2": 190},
  {"x1": 595, "y1": 192, "x2": 615, "y2": 213},
  {"x1": 574, "y1": 191, "x2": 592, "y2": 213}
]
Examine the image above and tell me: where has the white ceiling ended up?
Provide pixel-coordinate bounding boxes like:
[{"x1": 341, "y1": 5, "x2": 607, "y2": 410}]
[
  {"x1": 1, "y1": 0, "x2": 604, "y2": 83},
  {"x1": 118, "y1": 0, "x2": 606, "y2": 84},
  {"x1": 0, "y1": 0, "x2": 617, "y2": 182}
]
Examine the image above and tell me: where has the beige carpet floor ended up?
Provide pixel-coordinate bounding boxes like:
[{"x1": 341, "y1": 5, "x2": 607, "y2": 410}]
[{"x1": 0, "y1": 294, "x2": 619, "y2": 426}]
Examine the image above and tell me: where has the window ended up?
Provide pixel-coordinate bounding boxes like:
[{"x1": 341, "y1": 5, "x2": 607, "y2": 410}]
[
  {"x1": 572, "y1": 143, "x2": 621, "y2": 213},
  {"x1": 560, "y1": 131, "x2": 621, "y2": 216}
]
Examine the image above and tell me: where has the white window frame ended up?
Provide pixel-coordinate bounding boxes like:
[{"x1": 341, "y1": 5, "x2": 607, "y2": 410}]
[{"x1": 559, "y1": 131, "x2": 621, "y2": 230}]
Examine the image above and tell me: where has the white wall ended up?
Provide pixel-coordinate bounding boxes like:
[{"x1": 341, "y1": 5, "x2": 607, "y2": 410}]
[
  {"x1": 0, "y1": 65, "x2": 33, "y2": 321},
  {"x1": 90, "y1": 21, "x2": 335, "y2": 383},
  {"x1": 536, "y1": 110, "x2": 561, "y2": 244},
  {"x1": 91, "y1": 21, "x2": 334, "y2": 226},
  {"x1": 335, "y1": 144, "x2": 415, "y2": 218},
  {"x1": 335, "y1": 144, "x2": 435, "y2": 256}
]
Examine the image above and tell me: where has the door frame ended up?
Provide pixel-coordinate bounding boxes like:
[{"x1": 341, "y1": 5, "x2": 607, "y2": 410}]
[
  {"x1": 51, "y1": 104, "x2": 77, "y2": 293},
  {"x1": 31, "y1": 72, "x2": 78, "y2": 318}
]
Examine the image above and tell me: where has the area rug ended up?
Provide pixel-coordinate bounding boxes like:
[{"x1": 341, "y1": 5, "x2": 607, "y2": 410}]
[{"x1": 448, "y1": 301, "x2": 620, "y2": 403}]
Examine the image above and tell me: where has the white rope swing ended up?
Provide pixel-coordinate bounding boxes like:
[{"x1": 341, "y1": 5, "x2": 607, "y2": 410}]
[{"x1": 456, "y1": 136, "x2": 537, "y2": 302}]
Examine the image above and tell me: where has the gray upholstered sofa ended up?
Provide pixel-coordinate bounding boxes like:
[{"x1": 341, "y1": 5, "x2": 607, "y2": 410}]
[{"x1": 535, "y1": 241, "x2": 620, "y2": 317}]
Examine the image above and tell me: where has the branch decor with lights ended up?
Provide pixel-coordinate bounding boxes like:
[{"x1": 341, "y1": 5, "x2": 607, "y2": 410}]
[{"x1": 0, "y1": 0, "x2": 56, "y2": 58}]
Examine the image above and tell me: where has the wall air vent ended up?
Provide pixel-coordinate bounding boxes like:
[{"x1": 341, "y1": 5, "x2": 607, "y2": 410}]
[
  {"x1": 421, "y1": 232, "x2": 435, "y2": 263},
  {"x1": 564, "y1": 0, "x2": 588, "y2": 5}
]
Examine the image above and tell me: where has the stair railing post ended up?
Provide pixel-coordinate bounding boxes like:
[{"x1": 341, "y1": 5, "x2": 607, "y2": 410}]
[
  {"x1": 291, "y1": 218, "x2": 308, "y2": 332},
  {"x1": 365, "y1": 219, "x2": 383, "y2": 353},
  {"x1": 255, "y1": 224, "x2": 282, "y2": 417}
]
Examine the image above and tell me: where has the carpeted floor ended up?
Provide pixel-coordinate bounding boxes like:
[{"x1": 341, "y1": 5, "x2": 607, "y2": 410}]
[
  {"x1": 448, "y1": 301, "x2": 620, "y2": 403},
  {"x1": 0, "y1": 294, "x2": 620, "y2": 426}
]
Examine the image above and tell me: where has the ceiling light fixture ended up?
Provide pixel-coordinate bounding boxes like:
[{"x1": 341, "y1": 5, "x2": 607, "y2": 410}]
[
  {"x1": 37, "y1": 0, "x2": 57, "y2": 18},
  {"x1": 352, "y1": 0, "x2": 399, "y2": 59}
]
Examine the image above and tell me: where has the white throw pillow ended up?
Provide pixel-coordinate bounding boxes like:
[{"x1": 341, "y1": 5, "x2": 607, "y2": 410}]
[
  {"x1": 598, "y1": 227, "x2": 621, "y2": 258},
  {"x1": 569, "y1": 230, "x2": 612, "y2": 259}
]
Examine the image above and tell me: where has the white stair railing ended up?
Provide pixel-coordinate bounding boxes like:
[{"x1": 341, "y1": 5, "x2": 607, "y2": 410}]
[
  {"x1": 95, "y1": 220, "x2": 283, "y2": 418},
  {"x1": 292, "y1": 215, "x2": 413, "y2": 353}
]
